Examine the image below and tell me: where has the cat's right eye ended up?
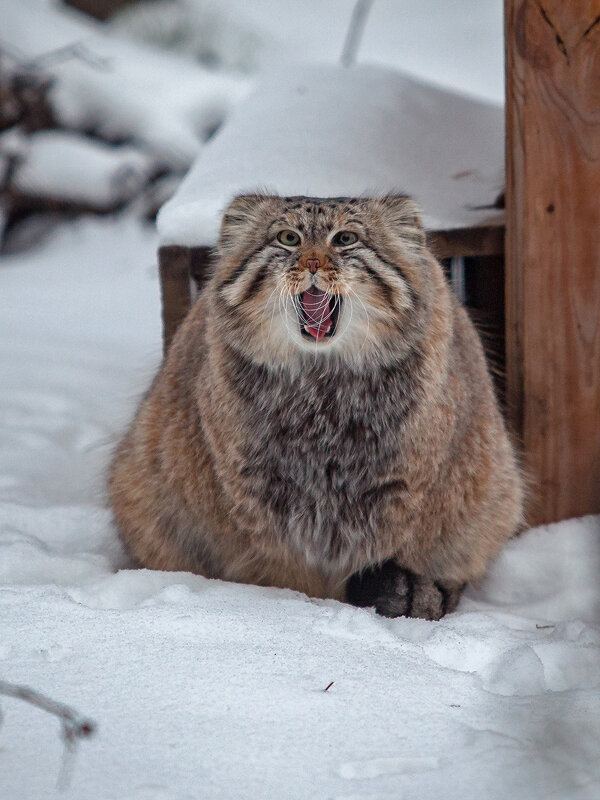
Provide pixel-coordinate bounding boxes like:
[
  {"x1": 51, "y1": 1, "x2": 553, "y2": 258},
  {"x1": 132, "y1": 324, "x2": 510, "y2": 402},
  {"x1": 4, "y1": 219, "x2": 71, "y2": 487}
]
[
  {"x1": 277, "y1": 230, "x2": 301, "y2": 247},
  {"x1": 331, "y1": 231, "x2": 358, "y2": 247}
]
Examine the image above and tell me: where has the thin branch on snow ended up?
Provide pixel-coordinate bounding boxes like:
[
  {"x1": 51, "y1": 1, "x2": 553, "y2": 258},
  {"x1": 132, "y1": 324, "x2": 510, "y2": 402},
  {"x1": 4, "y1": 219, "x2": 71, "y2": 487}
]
[
  {"x1": 340, "y1": 0, "x2": 374, "y2": 67},
  {"x1": 24, "y1": 42, "x2": 112, "y2": 72},
  {"x1": 0, "y1": 680, "x2": 96, "y2": 791},
  {"x1": 0, "y1": 39, "x2": 111, "y2": 72}
]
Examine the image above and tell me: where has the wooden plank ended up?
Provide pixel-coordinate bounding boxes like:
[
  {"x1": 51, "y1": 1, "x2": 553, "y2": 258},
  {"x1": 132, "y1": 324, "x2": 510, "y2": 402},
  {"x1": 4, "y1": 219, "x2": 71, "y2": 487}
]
[
  {"x1": 159, "y1": 228, "x2": 506, "y2": 351},
  {"x1": 427, "y1": 221, "x2": 504, "y2": 259},
  {"x1": 184, "y1": 233, "x2": 504, "y2": 282},
  {"x1": 505, "y1": 0, "x2": 600, "y2": 524}
]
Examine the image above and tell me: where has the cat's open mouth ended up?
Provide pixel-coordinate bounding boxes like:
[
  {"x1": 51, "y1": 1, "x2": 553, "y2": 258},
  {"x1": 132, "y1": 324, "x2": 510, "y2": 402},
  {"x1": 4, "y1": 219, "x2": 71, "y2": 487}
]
[{"x1": 296, "y1": 287, "x2": 341, "y2": 341}]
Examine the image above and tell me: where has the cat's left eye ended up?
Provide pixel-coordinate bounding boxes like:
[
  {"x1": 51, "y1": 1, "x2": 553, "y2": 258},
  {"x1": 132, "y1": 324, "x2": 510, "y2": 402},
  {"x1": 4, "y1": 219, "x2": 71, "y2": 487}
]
[
  {"x1": 277, "y1": 229, "x2": 301, "y2": 247},
  {"x1": 332, "y1": 231, "x2": 358, "y2": 247}
]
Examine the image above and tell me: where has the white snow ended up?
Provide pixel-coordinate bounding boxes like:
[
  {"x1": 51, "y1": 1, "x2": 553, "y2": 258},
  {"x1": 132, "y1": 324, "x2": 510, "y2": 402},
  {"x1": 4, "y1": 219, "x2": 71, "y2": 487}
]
[
  {"x1": 157, "y1": 64, "x2": 504, "y2": 247},
  {"x1": 1, "y1": 214, "x2": 599, "y2": 800},
  {"x1": 9, "y1": 130, "x2": 154, "y2": 207}
]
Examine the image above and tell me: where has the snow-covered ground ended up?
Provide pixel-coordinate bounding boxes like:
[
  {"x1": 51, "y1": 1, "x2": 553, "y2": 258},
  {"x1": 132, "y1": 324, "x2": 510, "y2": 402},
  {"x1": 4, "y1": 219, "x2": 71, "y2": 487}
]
[
  {"x1": 1, "y1": 212, "x2": 600, "y2": 800},
  {"x1": 1, "y1": 2, "x2": 600, "y2": 799}
]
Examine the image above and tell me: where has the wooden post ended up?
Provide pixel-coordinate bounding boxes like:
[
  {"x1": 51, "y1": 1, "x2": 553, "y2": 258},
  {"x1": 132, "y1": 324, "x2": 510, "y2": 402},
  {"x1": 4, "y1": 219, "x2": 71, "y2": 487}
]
[
  {"x1": 158, "y1": 246, "x2": 193, "y2": 354},
  {"x1": 159, "y1": 246, "x2": 214, "y2": 352},
  {"x1": 505, "y1": 0, "x2": 600, "y2": 524}
]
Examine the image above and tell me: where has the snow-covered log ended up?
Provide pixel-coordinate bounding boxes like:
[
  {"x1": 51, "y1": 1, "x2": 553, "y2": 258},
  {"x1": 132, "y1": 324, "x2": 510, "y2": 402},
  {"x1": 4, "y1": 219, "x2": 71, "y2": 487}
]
[
  {"x1": 0, "y1": 56, "x2": 53, "y2": 133},
  {"x1": 4, "y1": 130, "x2": 155, "y2": 213}
]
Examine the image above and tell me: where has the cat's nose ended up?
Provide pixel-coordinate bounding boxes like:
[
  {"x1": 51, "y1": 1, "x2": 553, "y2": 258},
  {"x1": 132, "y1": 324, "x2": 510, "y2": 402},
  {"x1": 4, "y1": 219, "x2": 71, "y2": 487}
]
[{"x1": 306, "y1": 258, "x2": 320, "y2": 273}]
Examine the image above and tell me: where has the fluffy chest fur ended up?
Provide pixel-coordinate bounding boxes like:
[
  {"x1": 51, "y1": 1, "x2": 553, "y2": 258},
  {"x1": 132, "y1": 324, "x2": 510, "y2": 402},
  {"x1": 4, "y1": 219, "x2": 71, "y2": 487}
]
[{"x1": 222, "y1": 347, "x2": 423, "y2": 568}]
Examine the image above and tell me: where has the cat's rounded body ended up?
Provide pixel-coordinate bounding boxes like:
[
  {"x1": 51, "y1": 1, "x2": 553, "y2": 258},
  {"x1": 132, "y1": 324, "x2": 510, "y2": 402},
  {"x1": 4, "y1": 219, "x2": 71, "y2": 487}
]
[{"x1": 109, "y1": 195, "x2": 523, "y2": 619}]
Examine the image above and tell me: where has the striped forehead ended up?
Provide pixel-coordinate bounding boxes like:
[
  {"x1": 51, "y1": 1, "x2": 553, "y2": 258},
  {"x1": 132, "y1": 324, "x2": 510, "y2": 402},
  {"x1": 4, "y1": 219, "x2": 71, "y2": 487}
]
[{"x1": 279, "y1": 196, "x2": 363, "y2": 234}]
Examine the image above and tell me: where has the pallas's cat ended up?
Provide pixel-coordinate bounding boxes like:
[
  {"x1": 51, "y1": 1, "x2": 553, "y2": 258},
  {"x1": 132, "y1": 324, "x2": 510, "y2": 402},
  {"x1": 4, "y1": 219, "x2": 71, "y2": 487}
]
[{"x1": 109, "y1": 195, "x2": 523, "y2": 619}]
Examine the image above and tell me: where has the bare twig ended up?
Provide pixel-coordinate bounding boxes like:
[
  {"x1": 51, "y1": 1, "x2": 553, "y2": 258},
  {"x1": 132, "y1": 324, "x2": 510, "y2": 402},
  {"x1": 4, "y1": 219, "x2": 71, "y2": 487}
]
[
  {"x1": 24, "y1": 42, "x2": 111, "y2": 72},
  {"x1": 340, "y1": 0, "x2": 375, "y2": 67},
  {"x1": 0, "y1": 39, "x2": 111, "y2": 72},
  {"x1": 323, "y1": 681, "x2": 334, "y2": 692},
  {"x1": 0, "y1": 680, "x2": 96, "y2": 791}
]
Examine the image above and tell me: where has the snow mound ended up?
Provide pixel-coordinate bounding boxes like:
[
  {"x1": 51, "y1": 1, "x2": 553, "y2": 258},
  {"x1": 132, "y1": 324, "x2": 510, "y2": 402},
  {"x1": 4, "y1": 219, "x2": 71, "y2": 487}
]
[
  {"x1": 9, "y1": 130, "x2": 154, "y2": 208},
  {"x1": 157, "y1": 63, "x2": 504, "y2": 246}
]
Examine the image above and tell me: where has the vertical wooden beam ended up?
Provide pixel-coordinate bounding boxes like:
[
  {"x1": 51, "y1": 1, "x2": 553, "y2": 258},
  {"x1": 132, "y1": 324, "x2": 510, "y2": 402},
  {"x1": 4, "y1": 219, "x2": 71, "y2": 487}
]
[
  {"x1": 189, "y1": 246, "x2": 214, "y2": 296},
  {"x1": 159, "y1": 246, "x2": 214, "y2": 352},
  {"x1": 505, "y1": 0, "x2": 600, "y2": 524},
  {"x1": 158, "y1": 246, "x2": 192, "y2": 353}
]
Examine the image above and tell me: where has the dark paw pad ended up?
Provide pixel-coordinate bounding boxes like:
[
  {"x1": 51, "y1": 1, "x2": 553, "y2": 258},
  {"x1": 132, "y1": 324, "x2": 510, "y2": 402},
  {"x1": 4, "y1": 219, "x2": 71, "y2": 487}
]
[{"x1": 346, "y1": 561, "x2": 462, "y2": 620}]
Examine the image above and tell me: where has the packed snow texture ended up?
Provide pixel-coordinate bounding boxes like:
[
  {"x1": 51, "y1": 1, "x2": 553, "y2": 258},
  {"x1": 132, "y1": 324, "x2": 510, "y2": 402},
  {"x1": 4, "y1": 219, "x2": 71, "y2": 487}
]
[
  {"x1": 157, "y1": 64, "x2": 504, "y2": 246},
  {"x1": 1, "y1": 214, "x2": 600, "y2": 800}
]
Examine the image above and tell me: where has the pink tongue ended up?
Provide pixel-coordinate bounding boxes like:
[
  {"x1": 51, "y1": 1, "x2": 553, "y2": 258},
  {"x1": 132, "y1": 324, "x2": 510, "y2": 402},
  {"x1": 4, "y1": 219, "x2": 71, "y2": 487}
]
[{"x1": 301, "y1": 287, "x2": 332, "y2": 340}]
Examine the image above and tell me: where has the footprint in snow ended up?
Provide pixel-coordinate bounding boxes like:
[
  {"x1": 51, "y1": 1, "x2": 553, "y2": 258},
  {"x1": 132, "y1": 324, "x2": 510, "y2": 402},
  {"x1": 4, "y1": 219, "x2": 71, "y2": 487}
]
[
  {"x1": 313, "y1": 604, "x2": 406, "y2": 645},
  {"x1": 480, "y1": 644, "x2": 547, "y2": 696},
  {"x1": 423, "y1": 626, "x2": 547, "y2": 697},
  {"x1": 423, "y1": 618, "x2": 600, "y2": 695}
]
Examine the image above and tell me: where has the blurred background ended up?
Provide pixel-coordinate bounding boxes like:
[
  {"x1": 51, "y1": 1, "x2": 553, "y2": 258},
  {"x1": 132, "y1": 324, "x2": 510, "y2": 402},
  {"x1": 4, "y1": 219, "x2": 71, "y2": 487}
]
[{"x1": 0, "y1": 0, "x2": 503, "y2": 251}]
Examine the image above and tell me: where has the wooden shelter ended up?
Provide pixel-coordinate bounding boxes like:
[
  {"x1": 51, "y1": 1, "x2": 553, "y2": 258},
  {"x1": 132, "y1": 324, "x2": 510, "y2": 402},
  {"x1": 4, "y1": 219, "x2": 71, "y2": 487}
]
[{"x1": 157, "y1": 0, "x2": 600, "y2": 528}]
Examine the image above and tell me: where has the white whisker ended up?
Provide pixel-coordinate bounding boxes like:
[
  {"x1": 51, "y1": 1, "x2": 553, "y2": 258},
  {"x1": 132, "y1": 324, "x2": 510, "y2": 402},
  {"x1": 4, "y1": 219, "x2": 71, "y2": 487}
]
[
  {"x1": 263, "y1": 283, "x2": 282, "y2": 344},
  {"x1": 343, "y1": 282, "x2": 370, "y2": 354},
  {"x1": 280, "y1": 288, "x2": 299, "y2": 342}
]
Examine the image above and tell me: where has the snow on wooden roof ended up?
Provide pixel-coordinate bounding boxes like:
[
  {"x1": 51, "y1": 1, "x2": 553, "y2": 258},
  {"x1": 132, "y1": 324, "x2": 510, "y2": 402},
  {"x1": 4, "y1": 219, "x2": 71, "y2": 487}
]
[{"x1": 157, "y1": 64, "x2": 504, "y2": 246}]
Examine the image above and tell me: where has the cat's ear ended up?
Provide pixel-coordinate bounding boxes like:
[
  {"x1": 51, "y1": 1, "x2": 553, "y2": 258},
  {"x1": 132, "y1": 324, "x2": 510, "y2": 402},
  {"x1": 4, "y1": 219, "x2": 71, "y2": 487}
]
[
  {"x1": 218, "y1": 194, "x2": 274, "y2": 255},
  {"x1": 376, "y1": 195, "x2": 425, "y2": 245}
]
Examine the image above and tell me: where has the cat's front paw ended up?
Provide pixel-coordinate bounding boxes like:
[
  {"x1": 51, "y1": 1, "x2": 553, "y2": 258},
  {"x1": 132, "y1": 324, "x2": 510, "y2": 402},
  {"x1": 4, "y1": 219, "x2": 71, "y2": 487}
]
[{"x1": 346, "y1": 560, "x2": 462, "y2": 620}]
